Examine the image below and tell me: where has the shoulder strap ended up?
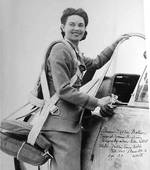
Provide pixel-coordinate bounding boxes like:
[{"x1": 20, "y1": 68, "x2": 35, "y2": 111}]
[
  {"x1": 27, "y1": 40, "x2": 82, "y2": 145},
  {"x1": 41, "y1": 39, "x2": 81, "y2": 99},
  {"x1": 44, "y1": 39, "x2": 77, "y2": 70},
  {"x1": 31, "y1": 39, "x2": 81, "y2": 101}
]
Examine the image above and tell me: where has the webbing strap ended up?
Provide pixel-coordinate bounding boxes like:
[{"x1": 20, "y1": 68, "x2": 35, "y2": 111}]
[
  {"x1": 27, "y1": 40, "x2": 82, "y2": 145},
  {"x1": 40, "y1": 70, "x2": 50, "y2": 100}
]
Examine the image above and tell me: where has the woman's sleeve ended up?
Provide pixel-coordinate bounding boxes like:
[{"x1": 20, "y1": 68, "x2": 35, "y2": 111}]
[
  {"x1": 47, "y1": 43, "x2": 99, "y2": 111},
  {"x1": 83, "y1": 42, "x2": 118, "y2": 70}
]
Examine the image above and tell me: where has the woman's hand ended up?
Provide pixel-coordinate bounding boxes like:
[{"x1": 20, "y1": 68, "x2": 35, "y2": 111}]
[
  {"x1": 97, "y1": 96, "x2": 112, "y2": 107},
  {"x1": 97, "y1": 94, "x2": 118, "y2": 107},
  {"x1": 100, "y1": 104, "x2": 116, "y2": 117},
  {"x1": 113, "y1": 34, "x2": 131, "y2": 46},
  {"x1": 94, "y1": 94, "x2": 118, "y2": 118}
]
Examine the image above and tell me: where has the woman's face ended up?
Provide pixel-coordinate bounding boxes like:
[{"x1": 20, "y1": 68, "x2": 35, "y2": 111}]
[{"x1": 61, "y1": 15, "x2": 86, "y2": 43}]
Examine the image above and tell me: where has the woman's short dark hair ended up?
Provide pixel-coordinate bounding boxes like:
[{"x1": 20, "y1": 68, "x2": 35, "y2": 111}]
[
  {"x1": 60, "y1": 8, "x2": 88, "y2": 41},
  {"x1": 61, "y1": 8, "x2": 89, "y2": 27}
]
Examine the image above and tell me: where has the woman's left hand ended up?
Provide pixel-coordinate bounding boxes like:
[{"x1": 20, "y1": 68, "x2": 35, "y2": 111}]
[{"x1": 114, "y1": 34, "x2": 131, "y2": 45}]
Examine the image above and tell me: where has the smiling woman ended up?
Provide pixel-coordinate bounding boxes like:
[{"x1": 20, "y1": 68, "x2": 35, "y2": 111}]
[
  {"x1": 40, "y1": 7, "x2": 129, "y2": 170},
  {"x1": 61, "y1": 15, "x2": 85, "y2": 42},
  {"x1": 0, "y1": 1, "x2": 145, "y2": 170},
  {"x1": 60, "y1": 8, "x2": 88, "y2": 44}
]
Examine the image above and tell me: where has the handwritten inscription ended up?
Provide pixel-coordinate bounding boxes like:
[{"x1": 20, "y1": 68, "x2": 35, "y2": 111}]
[{"x1": 99, "y1": 127, "x2": 149, "y2": 160}]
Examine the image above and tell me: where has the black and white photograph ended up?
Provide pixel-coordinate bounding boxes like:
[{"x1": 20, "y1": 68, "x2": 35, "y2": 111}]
[{"x1": 0, "y1": 0, "x2": 150, "y2": 170}]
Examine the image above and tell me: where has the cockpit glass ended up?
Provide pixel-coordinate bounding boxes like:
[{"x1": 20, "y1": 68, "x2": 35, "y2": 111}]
[
  {"x1": 135, "y1": 66, "x2": 149, "y2": 103},
  {"x1": 106, "y1": 36, "x2": 146, "y2": 77}
]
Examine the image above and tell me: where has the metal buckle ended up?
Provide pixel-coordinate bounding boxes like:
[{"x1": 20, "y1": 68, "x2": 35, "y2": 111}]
[
  {"x1": 42, "y1": 150, "x2": 53, "y2": 159},
  {"x1": 50, "y1": 105, "x2": 60, "y2": 115}
]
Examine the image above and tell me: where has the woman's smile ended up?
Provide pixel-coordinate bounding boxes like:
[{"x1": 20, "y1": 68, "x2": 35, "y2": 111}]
[
  {"x1": 72, "y1": 31, "x2": 82, "y2": 36},
  {"x1": 61, "y1": 15, "x2": 86, "y2": 44}
]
